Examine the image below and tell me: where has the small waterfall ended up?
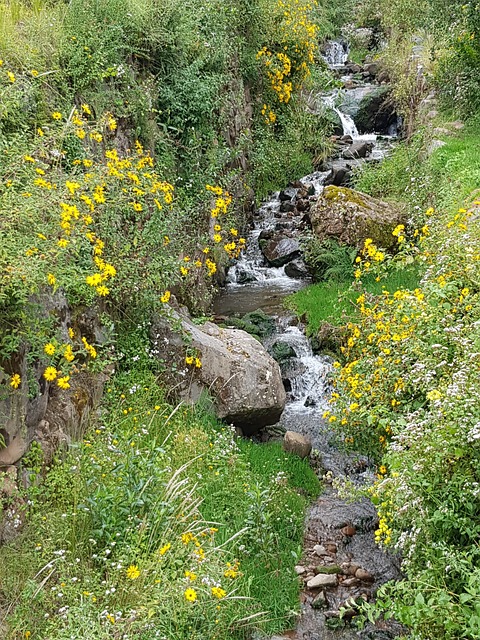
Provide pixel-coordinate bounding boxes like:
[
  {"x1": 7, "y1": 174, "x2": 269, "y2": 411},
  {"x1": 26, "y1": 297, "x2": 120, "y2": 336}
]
[
  {"x1": 323, "y1": 40, "x2": 349, "y2": 67},
  {"x1": 322, "y1": 93, "x2": 360, "y2": 138},
  {"x1": 269, "y1": 326, "x2": 332, "y2": 414}
]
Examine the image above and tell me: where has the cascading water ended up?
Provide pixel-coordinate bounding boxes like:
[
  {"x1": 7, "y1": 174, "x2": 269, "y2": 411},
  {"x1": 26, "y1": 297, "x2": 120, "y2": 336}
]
[
  {"x1": 323, "y1": 40, "x2": 349, "y2": 67},
  {"x1": 215, "y1": 40, "x2": 401, "y2": 640}
]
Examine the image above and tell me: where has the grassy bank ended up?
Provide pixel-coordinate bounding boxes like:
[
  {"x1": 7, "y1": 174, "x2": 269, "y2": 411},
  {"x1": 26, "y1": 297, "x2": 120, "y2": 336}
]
[
  {"x1": 315, "y1": 120, "x2": 480, "y2": 638},
  {"x1": 0, "y1": 369, "x2": 320, "y2": 639}
]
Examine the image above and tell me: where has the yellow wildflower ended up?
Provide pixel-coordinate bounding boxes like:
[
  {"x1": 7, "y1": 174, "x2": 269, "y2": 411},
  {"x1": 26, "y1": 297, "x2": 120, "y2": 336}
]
[
  {"x1": 43, "y1": 367, "x2": 58, "y2": 381},
  {"x1": 10, "y1": 374, "x2": 21, "y2": 389},
  {"x1": 126, "y1": 565, "x2": 140, "y2": 580},
  {"x1": 184, "y1": 588, "x2": 197, "y2": 602},
  {"x1": 44, "y1": 343, "x2": 56, "y2": 356}
]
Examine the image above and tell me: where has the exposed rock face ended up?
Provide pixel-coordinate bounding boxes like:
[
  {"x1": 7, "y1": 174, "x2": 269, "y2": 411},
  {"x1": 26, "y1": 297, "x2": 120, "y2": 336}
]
[
  {"x1": 0, "y1": 291, "x2": 108, "y2": 541},
  {"x1": 340, "y1": 85, "x2": 396, "y2": 134},
  {"x1": 355, "y1": 85, "x2": 396, "y2": 134},
  {"x1": 259, "y1": 233, "x2": 301, "y2": 267},
  {"x1": 310, "y1": 186, "x2": 406, "y2": 251},
  {"x1": 150, "y1": 311, "x2": 286, "y2": 434}
]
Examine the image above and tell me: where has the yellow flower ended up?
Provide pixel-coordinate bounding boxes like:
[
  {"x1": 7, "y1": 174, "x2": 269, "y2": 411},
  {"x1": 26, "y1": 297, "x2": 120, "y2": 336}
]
[
  {"x1": 160, "y1": 291, "x2": 171, "y2": 304},
  {"x1": 180, "y1": 266, "x2": 189, "y2": 276},
  {"x1": 64, "y1": 345, "x2": 74, "y2": 362},
  {"x1": 213, "y1": 234, "x2": 221, "y2": 243},
  {"x1": 7, "y1": 71, "x2": 15, "y2": 83},
  {"x1": 195, "y1": 358, "x2": 202, "y2": 369},
  {"x1": 31, "y1": 69, "x2": 39, "y2": 77},
  {"x1": 126, "y1": 564, "x2": 141, "y2": 580},
  {"x1": 76, "y1": 128, "x2": 86, "y2": 140},
  {"x1": 184, "y1": 588, "x2": 197, "y2": 602},
  {"x1": 159, "y1": 543, "x2": 171, "y2": 555},
  {"x1": 57, "y1": 376, "x2": 70, "y2": 390},
  {"x1": 44, "y1": 343, "x2": 56, "y2": 356},
  {"x1": 81, "y1": 103, "x2": 91, "y2": 115},
  {"x1": 47, "y1": 273, "x2": 56, "y2": 286},
  {"x1": 96, "y1": 285, "x2": 109, "y2": 297},
  {"x1": 68, "y1": 327, "x2": 75, "y2": 339},
  {"x1": 10, "y1": 374, "x2": 21, "y2": 389},
  {"x1": 43, "y1": 367, "x2": 58, "y2": 381},
  {"x1": 211, "y1": 586, "x2": 226, "y2": 599},
  {"x1": 185, "y1": 356, "x2": 194, "y2": 365},
  {"x1": 185, "y1": 570, "x2": 197, "y2": 581},
  {"x1": 52, "y1": 111, "x2": 62, "y2": 120},
  {"x1": 58, "y1": 238, "x2": 69, "y2": 248}
]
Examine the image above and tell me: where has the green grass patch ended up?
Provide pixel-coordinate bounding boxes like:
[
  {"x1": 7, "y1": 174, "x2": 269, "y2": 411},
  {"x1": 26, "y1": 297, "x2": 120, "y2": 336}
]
[
  {"x1": 0, "y1": 370, "x2": 319, "y2": 640},
  {"x1": 286, "y1": 268, "x2": 421, "y2": 335}
]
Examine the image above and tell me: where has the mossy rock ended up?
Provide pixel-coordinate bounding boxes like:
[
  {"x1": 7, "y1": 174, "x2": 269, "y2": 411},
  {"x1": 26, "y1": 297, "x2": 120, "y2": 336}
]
[
  {"x1": 269, "y1": 341, "x2": 296, "y2": 363},
  {"x1": 311, "y1": 186, "x2": 406, "y2": 251},
  {"x1": 222, "y1": 309, "x2": 276, "y2": 339}
]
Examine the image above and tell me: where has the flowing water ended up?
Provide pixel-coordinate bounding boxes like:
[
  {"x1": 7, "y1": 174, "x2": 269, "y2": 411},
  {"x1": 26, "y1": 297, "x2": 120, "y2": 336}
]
[{"x1": 214, "y1": 42, "x2": 402, "y2": 640}]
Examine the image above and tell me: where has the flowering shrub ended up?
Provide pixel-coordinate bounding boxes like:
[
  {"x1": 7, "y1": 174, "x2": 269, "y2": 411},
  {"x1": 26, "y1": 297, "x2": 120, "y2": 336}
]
[{"x1": 322, "y1": 122, "x2": 480, "y2": 636}]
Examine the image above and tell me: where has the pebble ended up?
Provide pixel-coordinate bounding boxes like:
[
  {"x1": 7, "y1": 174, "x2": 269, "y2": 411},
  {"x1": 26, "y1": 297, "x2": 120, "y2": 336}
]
[
  {"x1": 307, "y1": 573, "x2": 338, "y2": 588},
  {"x1": 295, "y1": 565, "x2": 306, "y2": 575},
  {"x1": 341, "y1": 525, "x2": 356, "y2": 537},
  {"x1": 341, "y1": 577, "x2": 359, "y2": 587},
  {"x1": 313, "y1": 544, "x2": 328, "y2": 556}
]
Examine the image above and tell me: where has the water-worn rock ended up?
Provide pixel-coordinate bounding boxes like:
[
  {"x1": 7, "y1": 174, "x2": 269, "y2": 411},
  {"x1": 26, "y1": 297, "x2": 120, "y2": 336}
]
[
  {"x1": 283, "y1": 431, "x2": 312, "y2": 459},
  {"x1": 343, "y1": 141, "x2": 374, "y2": 159},
  {"x1": 324, "y1": 166, "x2": 352, "y2": 187},
  {"x1": 151, "y1": 311, "x2": 286, "y2": 434},
  {"x1": 310, "y1": 186, "x2": 406, "y2": 251},
  {"x1": 284, "y1": 258, "x2": 309, "y2": 279},
  {"x1": 260, "y1": 234, "x2": 301, "y2": 267},
  {"x1": 270, "y1": 341, "x2": 296, "y2": 363},
  {"x1": 307, "y1": 573, "x2": 338, "y2": 588}
]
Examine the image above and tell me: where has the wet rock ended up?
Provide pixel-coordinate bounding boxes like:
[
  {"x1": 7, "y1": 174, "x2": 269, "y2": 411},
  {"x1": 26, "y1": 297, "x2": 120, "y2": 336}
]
[
  {"x1": 284, "y1": 258, "x2": 309, "y2": 279},
  {"x1": 324, "y1": 166, "x2": 352, "y2": 187},
  {"x1": 296, "y1": 198, "x2": 310, "y2": 212},
  {"x1": 260, "y1": 234, "x2": 301, "y2": 267},
  {"x1": 310, "y1": 186, "x2": 406, "y2": 251},
  {"x1": 356, "y1": 86, "x2": 397, "y2": 134},
  {"x1": 307, "y1": 573, "x2": 338, "y2": 588},
  {"x1": 342, "y1": 577, "x2": 360, "y2": 587},
  {"x1": 151, "y1": 311, "x2": 286, "y2": 435},
  {"x1": 312, "y1": 591, "x2": 327, "y2": 609},
  {"x1": 283, "y1": 431, "x2": 312, "y2": 459},
  {"x1": 279, "y1": 187, "x2": 297, "y2": 201},
  {"x1": 343, "y1": 141, "x2": 374, "y2": 159},
  {"x1": 269, "y1": 341, "x2": 296, "y2": 363},
  {"x1": 280, "y1": 200, "x2": 296, "y2": 213}
]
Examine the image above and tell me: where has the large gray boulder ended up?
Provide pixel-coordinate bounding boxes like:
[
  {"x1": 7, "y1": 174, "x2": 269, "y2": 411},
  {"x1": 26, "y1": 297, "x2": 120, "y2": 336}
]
[
  {"x1": 259, "y1": 233, "x2": 301, "y2": 267},
  {"x1": 150, "y1": 312, "x2": 286, "y2": 434},
  {"x1": 311, "y1": 186, "x2": 406, "y2": 251}
]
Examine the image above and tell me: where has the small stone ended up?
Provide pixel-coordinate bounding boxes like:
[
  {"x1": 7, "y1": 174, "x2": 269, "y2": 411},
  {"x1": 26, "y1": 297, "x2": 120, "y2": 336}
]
[
  {"x1": 313, "y1": 544, "x2": 328, "y2": 556},
  {"x1": 345, "y1": 563, "x2": 360, "y2": 576},
  {"x1": 294, "y1": 565, "x2": 306, "y2": 575},
  {"x1": 355, "y1": 568, "x2": 374, "y2": 582},
  {"x1": 312, "y1": 591, "x2": 327, "y2": 609},
  {"x1": 307, "y1": 573, "x2": 338, "y2": 588},
  {"x1": 341, "y1": 525, "x2": 356, "y2": 537},
  {"x1": 341, "y1": 577, "x2": 359, "y2": 587},
  {"x1": 315, "y1": 565, "x2": 342, "y2": 575},
  {"x1": 283, "y1": 431, "x2": 312, "y2": 459},
  {"x1": 324, "y1": 542, "x2": 337, "y2": 554}
]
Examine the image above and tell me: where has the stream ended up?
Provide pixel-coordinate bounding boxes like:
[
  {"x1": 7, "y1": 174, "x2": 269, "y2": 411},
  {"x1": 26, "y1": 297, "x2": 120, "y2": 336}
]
[{"x1": 213, "y1": 43, "x2": 402, "y2": 640}]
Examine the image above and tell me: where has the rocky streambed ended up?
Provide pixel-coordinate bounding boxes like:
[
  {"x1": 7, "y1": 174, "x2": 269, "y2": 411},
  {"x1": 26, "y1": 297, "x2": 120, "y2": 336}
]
[{"x1": 213, "y1": 42, "x2": 405, "y2": 640}]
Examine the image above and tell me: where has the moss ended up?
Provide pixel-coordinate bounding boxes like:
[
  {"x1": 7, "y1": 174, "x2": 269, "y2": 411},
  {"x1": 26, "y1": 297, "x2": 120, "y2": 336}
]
[{"x1": 323, "y1": 186, "x2": 367, "y2": 208}]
